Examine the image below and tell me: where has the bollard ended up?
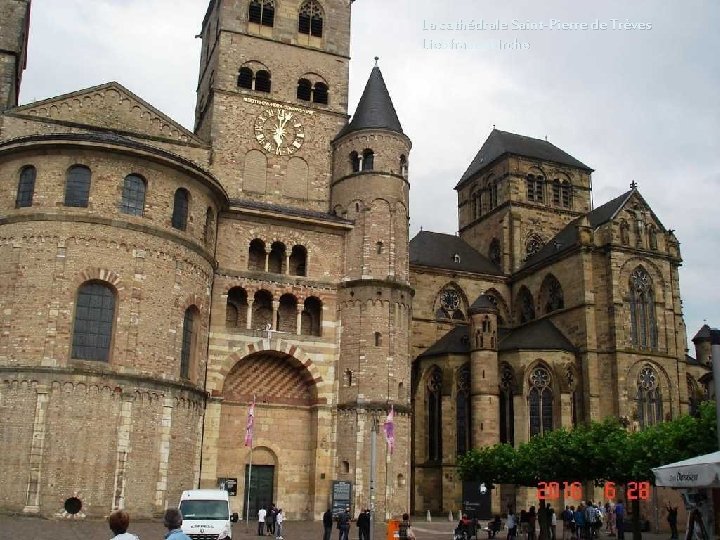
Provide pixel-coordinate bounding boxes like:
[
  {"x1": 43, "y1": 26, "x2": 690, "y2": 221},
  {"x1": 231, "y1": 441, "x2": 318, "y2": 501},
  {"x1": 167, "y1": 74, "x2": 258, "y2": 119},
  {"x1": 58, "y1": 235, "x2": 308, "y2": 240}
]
[
  {"x1": 449, "y1": 511, "x2": 454, "y2": 521},
  {"x1": 426, "y1": 510, "x2": 431, "y2": 522}
]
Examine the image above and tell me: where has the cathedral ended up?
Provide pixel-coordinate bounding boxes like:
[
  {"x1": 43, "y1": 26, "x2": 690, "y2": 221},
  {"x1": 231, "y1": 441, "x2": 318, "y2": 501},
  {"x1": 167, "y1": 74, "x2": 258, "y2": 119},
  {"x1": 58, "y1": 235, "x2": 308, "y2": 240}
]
[{"x1": 0, "y1": 0, "x2": 709, "y2": 521}]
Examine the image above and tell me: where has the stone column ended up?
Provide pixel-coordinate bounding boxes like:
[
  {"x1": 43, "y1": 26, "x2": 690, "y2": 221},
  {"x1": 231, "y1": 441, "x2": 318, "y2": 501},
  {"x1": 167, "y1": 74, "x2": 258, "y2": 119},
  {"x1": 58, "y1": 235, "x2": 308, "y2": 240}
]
[
  {"x1": 23, "y1": 384, "x2": 50, "y2": 513},
  {"x1": 154, "y1": 396, "x2": 174, "y2": 512},
  {"x1": 264, "y1": 252, "x2": 269, "y2": 272},
  {"x1": 112, "y1": 393, "x2": 134, "y2": 510},
  {"x1": 272, "y1": 300, "x2": 279, "y2": 331},
  {"x1": 285, "y1": 254, "x2": 291, "y2": 275},
  {"x1": 246, "y1": 299, "x2": 254, "y2": 330},
  {"x1": 296, "y1": 305, "x2": 303, "y2": 335}
]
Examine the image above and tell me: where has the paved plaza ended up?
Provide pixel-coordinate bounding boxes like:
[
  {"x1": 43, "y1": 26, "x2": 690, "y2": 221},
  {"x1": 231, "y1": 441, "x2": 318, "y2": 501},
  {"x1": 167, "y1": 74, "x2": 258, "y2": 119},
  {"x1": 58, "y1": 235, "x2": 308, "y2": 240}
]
[{"x1": 0, "y1": 515, "x2": 676, "y2": 540}]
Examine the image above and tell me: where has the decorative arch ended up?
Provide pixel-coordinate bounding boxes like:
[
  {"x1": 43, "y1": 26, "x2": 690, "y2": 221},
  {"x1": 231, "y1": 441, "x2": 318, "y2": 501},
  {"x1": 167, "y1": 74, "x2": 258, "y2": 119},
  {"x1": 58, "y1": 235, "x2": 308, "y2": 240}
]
[
  {"x1": 499, "y1": 362, "x2": 515, "y2": 445},
  {"x1": 526, "y1": 362, "x2": 554, "y2": 437},
  {"x1": 425, "y1": 365, "x2": 443, "y2": 461},
  {"x1": 244, "y1": 150, "x2": 268, "y2": 193},
  {"x1": 434, "y1": 282, "x2": 468, "y2": 321},
  {"x1": 249, "y1": 0, "x2": 275, "y2": 27},
  {"x1": 15, "y1": 165, "x2": 36, "y2": 208},
  {"x1": 515, "y1": 285, "x2": 535, "y2": 324},
  {"x1": 628, "y1": 265, "x2": 658, "y2": 349},
  {"x1": 624, "y1": 360, "x2": 672, "y2": 428},
  {"x1": 539, "y1": 274, "x2": 565, "y2": 314},
  {"x1": 286, "y1": 157, "x2": 309, "y2": 199},
  {"x1": 298, "y1": 0, "x2": 324, "y2": 37},
  {"x1": 526, "y1": 170, "x2": 545, "y2": 203},
  {"x1": 71, "y1": 280, "x2": 118, "y2": 362}
]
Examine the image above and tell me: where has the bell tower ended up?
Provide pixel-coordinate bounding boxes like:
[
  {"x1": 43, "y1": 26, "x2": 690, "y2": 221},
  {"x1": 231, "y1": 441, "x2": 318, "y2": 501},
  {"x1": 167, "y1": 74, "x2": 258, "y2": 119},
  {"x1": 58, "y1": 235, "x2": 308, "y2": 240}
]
[
  {"x1": 0, "y1": 0, "x2": 31, "y2": 111},
  {"x1": 194, "y1": 0, "x2": 352, "y2": 209}
]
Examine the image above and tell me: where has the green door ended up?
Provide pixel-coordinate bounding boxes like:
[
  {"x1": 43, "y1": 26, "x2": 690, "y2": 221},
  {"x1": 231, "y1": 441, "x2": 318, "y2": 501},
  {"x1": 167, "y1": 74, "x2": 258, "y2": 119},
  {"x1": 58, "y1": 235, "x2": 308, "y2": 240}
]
[{"x1": 244, "y1": 465, "x2": 275, "y2": 518}]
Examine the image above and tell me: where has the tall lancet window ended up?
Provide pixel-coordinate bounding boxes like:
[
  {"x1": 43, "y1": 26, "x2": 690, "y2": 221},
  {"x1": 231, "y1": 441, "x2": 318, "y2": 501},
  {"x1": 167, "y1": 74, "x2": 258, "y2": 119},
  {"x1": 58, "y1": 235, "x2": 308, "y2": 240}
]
[
  {"x1": 629, "y1": 266, "x2": 657, "y2": 349},
  {"x1": 499, "y1": 364, "x2": 515, "y2": 445},
  {"x1": 529, "y1": 366, "x2": 553, "y2": 437},
  {"x1": 427, "y1": 367, "x2": 443, "y2": 462},
  {"x1": 636, "y1": 364, "x2": 663, "y2": 428},
  {"x1": 456, "y1": 364, "x2": 471, "y2": 456}
]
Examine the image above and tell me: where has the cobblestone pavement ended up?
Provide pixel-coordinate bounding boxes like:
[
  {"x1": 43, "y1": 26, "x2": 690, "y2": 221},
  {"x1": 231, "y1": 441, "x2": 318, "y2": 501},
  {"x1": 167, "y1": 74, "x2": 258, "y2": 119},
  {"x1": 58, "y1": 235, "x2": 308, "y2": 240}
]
[{"x1": 0, "y1": 516, "x2": 675, "y2": 540}]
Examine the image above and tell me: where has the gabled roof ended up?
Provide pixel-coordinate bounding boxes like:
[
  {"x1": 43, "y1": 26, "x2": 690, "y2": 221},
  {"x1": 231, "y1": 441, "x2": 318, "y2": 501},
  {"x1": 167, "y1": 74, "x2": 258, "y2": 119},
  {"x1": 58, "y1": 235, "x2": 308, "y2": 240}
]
[
  {"x1": 498, "y1": 319, "x2": 576, "y2": 352},
  {"x1": 410, "y1": 231, "x2": 502, "y2": 275},
  {"x1": 417, "y1": 326, "x2": 470, "y2": 359},
  {"x1": 522, "y1": 189, "x2": 634, "y2": 268},
  {"x1": 456, "y1": 129, "x2": 592, "y2": 189},
  {"x1": 469, "y1": 294, "x2": 498, "y2": 314},
  {"x1": 7, "y1": 82, "x2": 204, "y2": 145},
  {"x1": 335, "y1": 66, "x2": 403, "y2": 140}
]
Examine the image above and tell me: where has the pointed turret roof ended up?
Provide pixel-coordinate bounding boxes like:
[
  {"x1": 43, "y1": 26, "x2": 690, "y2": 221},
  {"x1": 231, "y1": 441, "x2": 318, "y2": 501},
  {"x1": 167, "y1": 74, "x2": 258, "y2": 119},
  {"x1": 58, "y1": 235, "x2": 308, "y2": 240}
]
[
  {"x1": 468, "y1": 294, "x2": 498, "y2": 315},
  {"x1": 336, "y1": 66, "x2": 403, "y2": 139},
  {"x1": 693, "y1": 324, "x2": 714, "y2": 342},
  {"x1": 456, "y1": 129, "x2": 592, "y2": 189}
]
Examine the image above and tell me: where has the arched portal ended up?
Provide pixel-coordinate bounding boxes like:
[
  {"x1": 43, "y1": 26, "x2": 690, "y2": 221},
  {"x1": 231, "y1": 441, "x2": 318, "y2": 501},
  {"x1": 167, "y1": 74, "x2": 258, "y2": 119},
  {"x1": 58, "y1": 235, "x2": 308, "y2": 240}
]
[{"x1": 216, "y1": 350, "x2": 318, "y2": 520}]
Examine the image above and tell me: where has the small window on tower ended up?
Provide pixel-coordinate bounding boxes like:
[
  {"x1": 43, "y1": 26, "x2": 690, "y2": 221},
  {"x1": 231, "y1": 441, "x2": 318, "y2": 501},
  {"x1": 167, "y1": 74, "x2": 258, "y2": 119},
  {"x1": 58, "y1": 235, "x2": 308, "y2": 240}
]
[
  {"x1": 249, "y1": 0, "x2": 275, "y2": 27},
  {"x1": 374, "y1": 332, "x2": 382, "y2": 347},
  {"x1": 376, "y1": 241, "x2": 384, "y2": 254},
  {"x1": 453, "y1": 253, "x2": 461, "y2": 263},
  {"x1": 299, "y1": 0, "x2": 324, "y2": 38},
  {"x1": 238, "y1": 67, "x2": 253, "y2": 89},
  {"x1": 297, "y1": 78, "x2": 312, "y2": 101},
  {"x1": 255, "y1": 70, "x2": 272, "y2": 93},
  {"x1": 350, "y1": 152, "x2": 361, "y2": 173},
  {"x1": 362, "y1": 149, "x2": 374, "y2": 171},
  {"x1": 313, "y1": 82, "x2": 328, "y2": 104}
]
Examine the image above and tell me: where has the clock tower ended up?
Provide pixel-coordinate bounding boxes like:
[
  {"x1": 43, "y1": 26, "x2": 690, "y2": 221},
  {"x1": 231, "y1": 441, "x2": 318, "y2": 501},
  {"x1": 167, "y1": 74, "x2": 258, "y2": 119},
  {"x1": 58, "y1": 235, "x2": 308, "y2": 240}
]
[{"x1": 194, "y1": 0, "x2": 351, "y2": 210}]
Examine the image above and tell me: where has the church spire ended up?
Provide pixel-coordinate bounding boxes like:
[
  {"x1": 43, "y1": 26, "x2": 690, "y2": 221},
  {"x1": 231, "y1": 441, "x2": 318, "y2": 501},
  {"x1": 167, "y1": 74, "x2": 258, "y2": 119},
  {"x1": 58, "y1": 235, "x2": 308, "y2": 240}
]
[{"x1": 336, "y1": 65, "x2": 403, "y2": 139}]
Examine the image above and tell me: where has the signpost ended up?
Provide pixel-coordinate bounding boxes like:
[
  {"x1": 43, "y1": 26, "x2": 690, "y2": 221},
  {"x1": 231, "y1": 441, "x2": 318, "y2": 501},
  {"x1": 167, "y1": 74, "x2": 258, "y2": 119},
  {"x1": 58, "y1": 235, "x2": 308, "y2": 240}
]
[{"x1": 332, "y1": 480, "x2": 353, "y2": 518}]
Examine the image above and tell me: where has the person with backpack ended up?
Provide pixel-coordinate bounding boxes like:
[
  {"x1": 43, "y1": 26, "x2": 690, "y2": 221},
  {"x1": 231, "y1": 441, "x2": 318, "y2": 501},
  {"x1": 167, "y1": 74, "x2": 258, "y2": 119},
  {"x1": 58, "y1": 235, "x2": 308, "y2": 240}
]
[
  {"x1": 337, "y1": 507, "x2": 350, "y2": 540},
  {"x1": 399, "y1": 513, "x2": 416, "y2": 539}
]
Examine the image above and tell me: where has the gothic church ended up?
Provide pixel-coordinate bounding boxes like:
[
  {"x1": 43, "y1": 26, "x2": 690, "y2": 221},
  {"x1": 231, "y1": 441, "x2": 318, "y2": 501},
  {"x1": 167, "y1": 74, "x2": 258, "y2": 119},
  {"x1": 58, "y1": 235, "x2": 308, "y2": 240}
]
[{"x1": 0, "y1": 0, "x2": 708, "y2": 520}]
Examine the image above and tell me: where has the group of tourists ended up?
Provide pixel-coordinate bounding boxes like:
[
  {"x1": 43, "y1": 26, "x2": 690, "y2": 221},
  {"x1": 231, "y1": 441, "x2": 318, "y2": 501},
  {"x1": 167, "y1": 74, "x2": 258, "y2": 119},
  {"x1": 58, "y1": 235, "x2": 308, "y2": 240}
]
[
  {"x1": 258, "y1": 504, "x2": 285, "y2": 538},
  {"x1": 107, "y1": 508, "x2": 196, "y2": 540}
]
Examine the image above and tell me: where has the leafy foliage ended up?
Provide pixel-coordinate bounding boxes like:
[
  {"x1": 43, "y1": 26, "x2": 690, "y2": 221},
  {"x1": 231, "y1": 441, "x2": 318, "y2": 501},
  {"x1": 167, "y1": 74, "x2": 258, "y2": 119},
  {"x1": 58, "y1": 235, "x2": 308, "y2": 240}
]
[{"x1": 458, "y1": 401, "x2": 718, "y2": 485}]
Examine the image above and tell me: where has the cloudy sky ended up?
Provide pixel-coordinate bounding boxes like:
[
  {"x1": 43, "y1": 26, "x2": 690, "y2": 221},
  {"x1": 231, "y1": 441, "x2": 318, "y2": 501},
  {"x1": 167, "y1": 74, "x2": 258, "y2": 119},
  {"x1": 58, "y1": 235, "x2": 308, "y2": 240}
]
[{"x1": 19, "y1": 0, "x2": 720, "y2": 347}]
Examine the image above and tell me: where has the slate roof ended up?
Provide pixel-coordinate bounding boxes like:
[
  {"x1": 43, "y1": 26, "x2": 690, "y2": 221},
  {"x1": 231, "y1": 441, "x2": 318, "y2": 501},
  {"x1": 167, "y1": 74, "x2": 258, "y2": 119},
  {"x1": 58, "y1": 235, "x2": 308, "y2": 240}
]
[
  {"x1": 497, "y1": 319, "x2": 576, "y2": 352},
  {"x1": 409, "y1": 231, "x2": 502, "y2": 275},
  {"x1": 692, "y1": 324, "x2": 714, "y2": 342},
  {"x1": 417, "y1": 326, "x2": 470, "y2": 358},
  {"x1": 469, "y1": 294, "x2": 498, "y2": 314},
  {"x1": 335, "y1": 66, "x2": 404, "y2": 140},
  {"x1": 522, "y1": 189, "x2": 634, "y2": 268},
  {"x1": 228, "y1": 199, "x2": 353, "y2": 225},
  {"x1": 456, "y1": 129, "x2": 592, "y2": 189}
]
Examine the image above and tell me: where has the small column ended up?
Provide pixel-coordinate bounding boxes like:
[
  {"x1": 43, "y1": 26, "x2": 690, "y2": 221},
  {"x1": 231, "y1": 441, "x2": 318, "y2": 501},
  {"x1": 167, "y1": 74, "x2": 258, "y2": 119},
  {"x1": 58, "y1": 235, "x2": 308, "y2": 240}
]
[
  {"x1": 272, "y1": 301, "x2": 279, "y2": 331},
  {"x1": 296, "y1": 305, "x2": 303, "y2": 335},
  {"x1": 246, "y1": 299, "x2": 254, "y2": 330},
  {"x1": 264, "y1": 252, "x2": 269, "y2": 272},
  {"x1": 154, "y1": 396, "x2": 175, "y2": 512},
  {"x1": 112, "y1": 393, "x2": 135, "y2": 510},
  {"x1": 285, "y1": 255, "x2": 291, "y2": 275}
]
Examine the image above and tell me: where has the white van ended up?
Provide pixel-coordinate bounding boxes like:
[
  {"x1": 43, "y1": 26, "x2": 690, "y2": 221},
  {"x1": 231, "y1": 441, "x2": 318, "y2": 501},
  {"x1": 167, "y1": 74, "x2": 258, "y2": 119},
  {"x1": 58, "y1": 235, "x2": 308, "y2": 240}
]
[{"x1": 179, "y1": 489, "x2": 239, "y2": 540}]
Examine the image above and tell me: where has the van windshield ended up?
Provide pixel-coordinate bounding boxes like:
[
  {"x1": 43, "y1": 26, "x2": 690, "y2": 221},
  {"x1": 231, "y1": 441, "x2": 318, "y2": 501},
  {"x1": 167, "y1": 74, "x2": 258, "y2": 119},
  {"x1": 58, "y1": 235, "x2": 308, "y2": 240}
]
[{"x1": 179, "y1": 500, "x2": 229, "y2": 520}]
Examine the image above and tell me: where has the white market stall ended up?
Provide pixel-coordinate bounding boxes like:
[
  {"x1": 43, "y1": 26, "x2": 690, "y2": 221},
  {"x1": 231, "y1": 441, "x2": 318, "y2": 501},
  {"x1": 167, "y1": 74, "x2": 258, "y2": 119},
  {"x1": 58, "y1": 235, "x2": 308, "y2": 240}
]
[{"x1": 653, "y1": 451, "x2": 720, "y2": 488}]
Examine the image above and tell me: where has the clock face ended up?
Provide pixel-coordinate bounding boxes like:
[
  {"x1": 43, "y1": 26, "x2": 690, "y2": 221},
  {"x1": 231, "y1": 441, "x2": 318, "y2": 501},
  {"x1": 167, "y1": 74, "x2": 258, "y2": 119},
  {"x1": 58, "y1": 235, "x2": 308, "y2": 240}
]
[{"x1": 254, "y1": 108, "x2": 305, "y2": 156}]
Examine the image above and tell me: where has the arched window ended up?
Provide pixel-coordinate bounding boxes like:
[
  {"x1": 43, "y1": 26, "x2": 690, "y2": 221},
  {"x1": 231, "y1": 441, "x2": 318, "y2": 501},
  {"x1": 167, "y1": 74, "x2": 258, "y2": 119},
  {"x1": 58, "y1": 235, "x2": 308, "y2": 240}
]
[
  {"x1": 648, "y1": 226, "x2": 658, "y2": 250},
  {"x1": 526, "y1": 174, "x2": 544, "y2": 203},
  {"x1": 525, "y1": 234, "x2": 544, "y2": 259},
  {"x1": 529, "y1": 366, "x2": 553, "y2": 437},
  {"x1": 350, "y1": 151, "x2": 361, "y2": 173},
  {"x1": 344, "y1": 370, "x2": 353, "y2": 387},
  {"x1": 489, "y1": 238, "x2": 501, "y2": 266},
  {"x1": 400, "y1": 155, "x2": 408, "y2": 178},
  {"x1": 620, "y1": 220, "x2": 630, "y2": 245},
  {"x1": 374, "y1": 332, "x2": 382, "y2": 347},
  {"x1": 297, "y1": 78, "x2": 312, "y2": 101},
  {"x1": 362, "y1": 149, "x2": 374, "y2": 171},
  {"x1": 254, "y1": 70, "x2": 272, "y2": 93},
  {"x1": 16, "y1": 165, "x2": 36, "y2": 208},
  {"x1": 64, "y1": 165, "x2": 91, "y2": 207},
  {"x1": 299, "y1": 0, "x2": 324, "y2": 37},
  {"x1": 540, "y1": 274, "x2": 564, "y2": 314},
  {"x1": 376, "y1": 241, "x2": 384, "y2": 255},
  {"x1": 120, "y1": 174, "x2": 146, "y2": 216},
  {"x1": 171, "y1": 188, "x2": 189, "y2": 230},
  {"x1": 289, "y1": 245, "x2": 307, "y2": 276},
  {"x1": 301, "y1": 296, "x2": 322, "y2": 336},
  {"x1": 552, "y1": 179, "x2": 561, "y2": 206},
  {"x1": 499, "y1": 364, "x2": 514, "y2": 445},
  {"x1": 516, "y1": 286, "x2": 535, "y2": 324},
  {"x1": 629, "y1": 266, "x2": 657, "y2": 349},
  {"x1": 489, "y1": 179, "x2": 498, "y2": 209},
  {"x1": 268, "y1": 241, "x2": 286, "y2": 273},
  {"x1": 253, "y1": 290, "x2": 273, "y2": 330},
  {"x1": 249, "y1": 0, "x2": 275, "y2": 27},
  {"x1": 456, "y1": 364, "x2": 471, "y2": 456},
  {"x1": 238, "y1": 67, "x2": 253, "y2": 89},
  {"x1": 470, "y1": 188, "x2": 478, "y2": 220},
  {"x1": 435, "y1": 287, "x2": 465, "y2": 320},
  {"x1": 71, "y1": 282, "x2": 115, "y2": 361},
  {"x1": 277, "y1": 294, "x2": 298, "y2": 333},
  {"x1": 427, "y1": 367, "x2": 442, "y2": 461},
  {"x1": 561, "y1": 180, "x2": 572, "y2": 208},
  {"x1": 248, "y1": 239, "x2": 266, "y2": 271},
  {"x1": 180, "y1": 306, "x2": 198, "y2": 380},
  {"x1": 636, "y1": 364, "x2": 663, "y2": 428},
  {"x1": 204, "y1": 208, "x2": 215, "y2": 246},
  {"x1": 226, "y1": 287, "x2": 248, "y2": 328},
  {"x1": 313, "y1": 82, "x2": 328, "y2": 104}
]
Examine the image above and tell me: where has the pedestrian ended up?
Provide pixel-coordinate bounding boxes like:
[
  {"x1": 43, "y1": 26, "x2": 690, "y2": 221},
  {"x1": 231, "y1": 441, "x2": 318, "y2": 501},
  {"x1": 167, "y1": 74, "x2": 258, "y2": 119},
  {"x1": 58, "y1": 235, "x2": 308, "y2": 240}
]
[
  {"x1": 107, "y1": 510, "x2": 140, "y2": 540},
  {"x1": 561, "y1": 506, "x2": 572, "y2": 540},
  {"x1": 507, "y1": 507, "x2": 518, "y2": 540},
  {"x1": 520, "y1": 510, "x2": 529, "y2": 540},
  {"x1": 357, "y1": 508, "x2": 370, "y2": 540},
  {"x1": 549, "y1": 506, "x2": 557, "y2": 540},
  {"x1": 528, "y1": 507, "x2": 537, "y2": 540},
  {"x1": 615, "y1": 501, "x2": 625, "y2": 540},
  {"x1": 337, "y1": 506, "x2": 350, "y2": 540},
  {"x1": 258, "y1": 505, "x2": 267, "y2": 536},
  {"x1": 665, "y1": 501, "x2": 678, "y2": 540},
  {"x1": 163, "y1": 508, "x2": 191, "y2": 540},
  {"x1": 573, "y1": 504, "x2": 585, "y2": 540},
  {"x1": 323, "y1": 507, "x2": 333, "y2": 540},
  {"x1": 398, "y1": 513, "x2": 416, "y2": 539},
  {"x1": 275, "y1": 508, "x2": 284, "y2": 540},
  {"x1": 266, "y1": 504, "x2": 276, "y2": 536}
]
